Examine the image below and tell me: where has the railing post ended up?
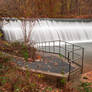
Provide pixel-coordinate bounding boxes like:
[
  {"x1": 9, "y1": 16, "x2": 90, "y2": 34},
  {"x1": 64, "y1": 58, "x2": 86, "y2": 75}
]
[
  {"x1": 45, "y1": 42, "x2": 46, "y2": 52},
  {"x1": 39, "y1": 43, "x2": 41, "y2": 51},
  {"x1": 72, "y1": 44, "x2": 74, "y2": 61},
  {"x1": 65, "y1": 42, "x2": 67, "y2": 58},
  {"x1": 37, "y1": 43, "x2": 38, "y2": 49},
  {"x1": 36, "y1": 43, "x2": 38, "y2": 49},
  {"x1": 81, "y1": 48, "x2": 84, "y2": 74},
  {"x1": 43, "y1": 42, "x2": 45, "y2": 59},
  {"x1": 53, "y1": 41, "x2": 55, "y2": 53},
  {"x1": 49, "y1": 41, "x2": 50, "y2": 53},
  {"x1": 38, "y1": 43, "x2": 40, "y2": 51},
  {"x1": 59, "y1": 40, "x2": 60, "y2": 54},
  {"x1": 42, "y1": 42, "x2": 43, "y2": 51},
  {"x1": 40, "y1": 42, "x2": 41, "y2": 51},
  {"x1": 68, "y1": 52, "x2": 71, "y2": 81}
]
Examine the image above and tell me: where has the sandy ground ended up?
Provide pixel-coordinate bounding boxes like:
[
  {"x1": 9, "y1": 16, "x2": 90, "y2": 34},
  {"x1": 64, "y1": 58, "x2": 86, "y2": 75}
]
[{"x1": 76, "y1": 42, "x2": 92, "y2": 73}]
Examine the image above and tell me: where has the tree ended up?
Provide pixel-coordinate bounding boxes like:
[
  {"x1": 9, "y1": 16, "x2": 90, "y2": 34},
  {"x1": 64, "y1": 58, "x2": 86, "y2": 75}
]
[
  {"x1": 0, "y1": 0, "x2": 63, "y2": 44},
  {"x1": 0, "y1": 0, "x2": 40, "y2": 44}
]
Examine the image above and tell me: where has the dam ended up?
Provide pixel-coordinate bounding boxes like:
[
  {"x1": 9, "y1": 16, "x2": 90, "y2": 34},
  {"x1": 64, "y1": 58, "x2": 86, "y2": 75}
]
[{"x1": 2, "y1": 19, "x2": 92, "y2": 43}]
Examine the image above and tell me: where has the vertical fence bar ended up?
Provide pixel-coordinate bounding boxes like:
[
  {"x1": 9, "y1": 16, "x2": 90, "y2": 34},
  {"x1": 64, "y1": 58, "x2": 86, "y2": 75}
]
[
  {"x1": 59, "y1": 40, "x2": 60, "y2": 54},
  {"x1": 45, "y1": 42, "x2": 46, "y2": 52},
  {"x1": 38, "y1": 43, "x2": 40, "y2": 51},
  {"x1": 42, "y1": 42, "x2": 43, "y2": 55},
  {"x1": 36, "y1": 42, "x2": 37, "y2": 48},
  {"x1": 68, "y1": 62, "x2": 71, "y2": 81},
  {"x1": 42, "y1": 42, "x2": 43, "y2": 51},
  {"x1": 37, "y1": 43, "x2": 38, "y2": 49},
  {"x1": 65, "y1": 42, "x2": 67, "y2": 58},
  {"x1": 53, "y1": 41, "x2": 55, "y2": 53},
  {"x1": 72, "y1": 44, "x2": 74, "y2": 61},
  {"x1": 43, "y1": 42, "x2": 44, "y2": 51},
  {"x1": 49, "y1": 41, "x2": 50, "y2": 53},
  {"x1": 40, "y1": 43, "x2": 41, "y2": 51},
  {"x1": 37, "y1": 43, "x2": 39, "y2": 49},
  {"x1": 43, "y1": 42, "x2": 45, "y2": 59},
  {"x1": 81, "y1": 48, "x2": 84, "y2": 73},
  {"x1": 41, "y1": 42, "x2": 42, "y2": 51},
  {"x1": 39, "y1": 43, "x2": 41, "y2": 51},
  {"x1": 68, "y1": 52, "x2": 71, "y2": 81}
]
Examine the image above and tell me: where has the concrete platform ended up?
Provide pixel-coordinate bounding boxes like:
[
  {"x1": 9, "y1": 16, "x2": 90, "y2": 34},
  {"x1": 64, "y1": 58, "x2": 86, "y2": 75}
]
[{"x1": 13, "y1": 54, "x2": 75, "y2": 76}]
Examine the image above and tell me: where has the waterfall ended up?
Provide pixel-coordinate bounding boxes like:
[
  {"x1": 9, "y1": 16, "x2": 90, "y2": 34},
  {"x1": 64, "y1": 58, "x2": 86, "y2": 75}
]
[{"x1": 2, "y1": 19, "x2": 92, "y2": 43}]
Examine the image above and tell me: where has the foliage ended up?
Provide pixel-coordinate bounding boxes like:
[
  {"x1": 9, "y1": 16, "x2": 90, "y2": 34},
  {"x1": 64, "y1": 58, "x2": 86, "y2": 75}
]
[
  {"x1": 0, "y1": 31, "x2": 3, "y2": 37},
  {"x1": 59, "y1": 53, "x2": 63, "y2": 58},
  {"x1": 0, "y1": 56, "x2": 63, "y2": 92},
  {"x1": 0, "y1": 0, "x2": 92, "y2": 18},
  {"x1": 60, "y1": 77, "x2": 67, "y2": 87},
  {"x1": 0, "y1": 40, "x2": 37, "y2": 61},
  {"x1": 78, "y1": 82, "x2": 92, "y2": 92},
  {"x1": 0, "y1": 0, "x2": 62, "y2": 18},
  {"x1": 23, "y1": 51, "x2": 29, "y2": 61},
  {"x1": 0, "y1": 51, "x2": 80, "y2": 92},
  {"x1": 20, "y1": 44, "x2": 29, "y2": 61}
]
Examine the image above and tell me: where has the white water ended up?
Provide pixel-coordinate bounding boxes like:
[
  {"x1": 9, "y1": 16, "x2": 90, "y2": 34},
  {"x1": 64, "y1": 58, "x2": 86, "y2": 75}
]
[{"x1": 2, "y1": 19, "x2": 92, "y2": 43}]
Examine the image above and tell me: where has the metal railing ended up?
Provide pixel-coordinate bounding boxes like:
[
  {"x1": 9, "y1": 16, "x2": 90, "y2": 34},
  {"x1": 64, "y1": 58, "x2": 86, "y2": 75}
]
[{"x1": 35, "y1": 40, "x2": 84, "y2": 80}]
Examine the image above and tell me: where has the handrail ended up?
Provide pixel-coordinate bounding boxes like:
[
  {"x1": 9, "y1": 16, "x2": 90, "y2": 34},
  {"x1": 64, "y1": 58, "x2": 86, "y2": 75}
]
[{"x1": 35, "y1": 40, "x2": 84, "y2": 80}]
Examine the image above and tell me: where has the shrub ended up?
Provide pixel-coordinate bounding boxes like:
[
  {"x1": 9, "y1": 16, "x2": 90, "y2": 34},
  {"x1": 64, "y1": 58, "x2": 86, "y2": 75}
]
[{"x1": 78, "y1": 82, "x2": 92, "y2": 92}]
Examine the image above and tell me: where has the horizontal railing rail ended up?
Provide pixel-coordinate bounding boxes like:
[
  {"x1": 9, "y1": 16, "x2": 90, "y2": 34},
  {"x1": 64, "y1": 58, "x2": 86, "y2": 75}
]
[{"x1": 35, "y1": 40, "x2": 84, "y2": 80}]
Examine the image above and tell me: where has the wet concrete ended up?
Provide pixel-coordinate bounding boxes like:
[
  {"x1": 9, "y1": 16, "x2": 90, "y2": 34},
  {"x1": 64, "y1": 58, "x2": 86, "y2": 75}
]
[{"x1": 13, "y1": 55, "x2": 74, "y2": 74}]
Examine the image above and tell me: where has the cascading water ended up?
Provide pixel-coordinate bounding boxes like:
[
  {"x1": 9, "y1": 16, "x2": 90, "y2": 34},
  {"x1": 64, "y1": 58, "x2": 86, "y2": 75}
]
[{"x1": 2, "y1": 19, "x2": 92, "y2": 43}]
